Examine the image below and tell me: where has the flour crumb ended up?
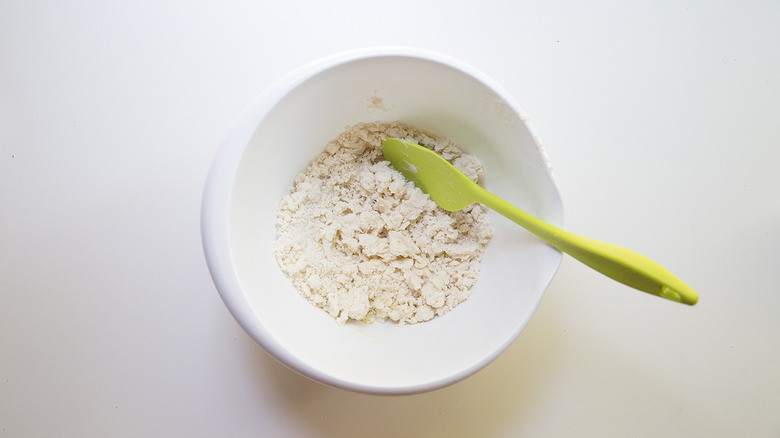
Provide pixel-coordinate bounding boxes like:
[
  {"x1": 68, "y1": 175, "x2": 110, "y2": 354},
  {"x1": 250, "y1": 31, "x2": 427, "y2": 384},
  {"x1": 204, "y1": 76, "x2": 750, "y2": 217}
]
[{"x1": 274, "y1": 122, "x2": 494, "y2": 325}]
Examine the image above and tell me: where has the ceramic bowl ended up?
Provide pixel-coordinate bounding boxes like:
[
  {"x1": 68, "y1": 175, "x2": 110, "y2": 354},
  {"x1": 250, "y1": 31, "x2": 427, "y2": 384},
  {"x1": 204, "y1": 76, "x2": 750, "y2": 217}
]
[{"x1": 201, "y1": 47, "x2": 563, "y2": 394}]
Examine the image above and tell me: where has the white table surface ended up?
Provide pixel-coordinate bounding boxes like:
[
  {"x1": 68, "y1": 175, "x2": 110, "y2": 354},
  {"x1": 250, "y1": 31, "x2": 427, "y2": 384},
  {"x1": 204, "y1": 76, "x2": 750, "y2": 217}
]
[{"x1": 2, "y1": 1, "x2": 778, "y2": 436}]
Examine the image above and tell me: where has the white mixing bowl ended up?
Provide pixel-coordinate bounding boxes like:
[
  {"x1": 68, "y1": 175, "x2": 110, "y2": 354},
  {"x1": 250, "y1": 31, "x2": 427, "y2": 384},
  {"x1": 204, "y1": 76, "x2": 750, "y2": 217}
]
[{"x1": 201, "y1": 47, "x2": 563, "y2": 394}]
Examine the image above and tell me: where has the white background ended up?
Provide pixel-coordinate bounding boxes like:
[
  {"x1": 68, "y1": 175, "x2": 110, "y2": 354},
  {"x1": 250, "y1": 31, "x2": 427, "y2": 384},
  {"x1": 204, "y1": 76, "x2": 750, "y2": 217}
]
[{"x1": 2, "y1": 1, "x2": 778, "y2": 436}]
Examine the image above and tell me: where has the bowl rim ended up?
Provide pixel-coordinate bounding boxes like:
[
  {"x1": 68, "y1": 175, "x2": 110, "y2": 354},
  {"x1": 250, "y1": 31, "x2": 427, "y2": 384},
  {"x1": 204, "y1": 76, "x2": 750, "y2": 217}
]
[{"x1": 200, "y1": 46, "x2": 562, "y2": 394}]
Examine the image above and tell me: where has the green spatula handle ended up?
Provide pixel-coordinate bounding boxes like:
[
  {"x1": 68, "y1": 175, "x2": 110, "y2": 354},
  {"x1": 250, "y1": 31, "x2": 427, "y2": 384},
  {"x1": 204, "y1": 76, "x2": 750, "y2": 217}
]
[{"x1": 476, "y1": 186, "x2": 697, "y2": 305}]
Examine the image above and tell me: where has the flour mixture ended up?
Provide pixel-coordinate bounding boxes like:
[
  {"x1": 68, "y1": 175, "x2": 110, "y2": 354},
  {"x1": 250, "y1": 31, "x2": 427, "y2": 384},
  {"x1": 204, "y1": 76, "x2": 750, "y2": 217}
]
[{"x1": 274, "y1": 122, "x2": 493, "y2": 324}]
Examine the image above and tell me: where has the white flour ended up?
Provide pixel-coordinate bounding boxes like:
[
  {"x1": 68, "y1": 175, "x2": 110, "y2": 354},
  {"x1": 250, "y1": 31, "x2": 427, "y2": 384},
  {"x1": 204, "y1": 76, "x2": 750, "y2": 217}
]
[{"x1": 274, "y1": 122, "x2": 493, "y2": 324}]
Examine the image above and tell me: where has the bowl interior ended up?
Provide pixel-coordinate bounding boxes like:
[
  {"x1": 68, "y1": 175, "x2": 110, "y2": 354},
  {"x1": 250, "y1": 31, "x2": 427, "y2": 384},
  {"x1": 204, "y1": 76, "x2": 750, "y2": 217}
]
[{"x1": 221, "y1": 51, "x2": 562, "y2": 393}]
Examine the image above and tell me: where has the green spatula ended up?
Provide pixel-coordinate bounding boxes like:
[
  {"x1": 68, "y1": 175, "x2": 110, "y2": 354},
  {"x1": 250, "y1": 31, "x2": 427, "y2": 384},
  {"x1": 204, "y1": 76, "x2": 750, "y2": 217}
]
[{"x1": 381, "y1": 138, "x2": 698, "y2": 305}]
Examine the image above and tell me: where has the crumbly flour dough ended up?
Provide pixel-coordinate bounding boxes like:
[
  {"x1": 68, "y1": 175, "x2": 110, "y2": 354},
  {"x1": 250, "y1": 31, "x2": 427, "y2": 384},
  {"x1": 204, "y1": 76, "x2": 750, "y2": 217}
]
[{"x1": 274, "y1": 122, "x2": 494, "y2": 325}]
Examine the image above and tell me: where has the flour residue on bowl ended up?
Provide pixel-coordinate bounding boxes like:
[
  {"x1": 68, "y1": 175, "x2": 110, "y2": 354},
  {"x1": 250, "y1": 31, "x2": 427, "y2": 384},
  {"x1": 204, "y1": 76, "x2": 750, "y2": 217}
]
[
  {"x1": 273, "y1": 122, "x2": 494, "y2": 325},
  {"x1": 366, "y1": 91, "x2": 389, "y2": 112}
]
